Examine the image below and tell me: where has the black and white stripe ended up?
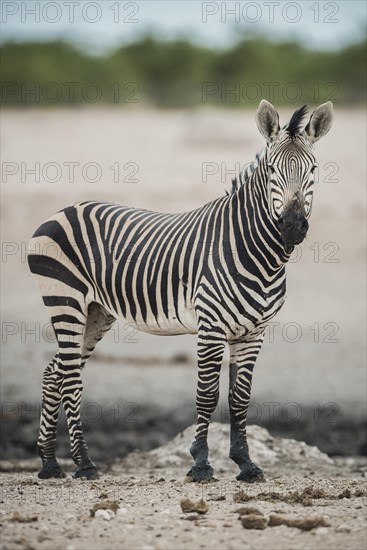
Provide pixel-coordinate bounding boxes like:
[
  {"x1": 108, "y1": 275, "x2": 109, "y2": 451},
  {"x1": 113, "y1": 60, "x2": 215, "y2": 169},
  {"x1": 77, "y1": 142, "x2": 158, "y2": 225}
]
[{"x1": 28, "y1": 100, "x2": 334, "y2": 481}]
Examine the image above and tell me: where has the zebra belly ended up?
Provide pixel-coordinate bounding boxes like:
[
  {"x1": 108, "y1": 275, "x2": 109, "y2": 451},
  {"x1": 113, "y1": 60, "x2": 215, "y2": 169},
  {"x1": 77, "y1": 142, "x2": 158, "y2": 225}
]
[{"x1": 96, "y1": 294, "x2": 198, "y2": 336}]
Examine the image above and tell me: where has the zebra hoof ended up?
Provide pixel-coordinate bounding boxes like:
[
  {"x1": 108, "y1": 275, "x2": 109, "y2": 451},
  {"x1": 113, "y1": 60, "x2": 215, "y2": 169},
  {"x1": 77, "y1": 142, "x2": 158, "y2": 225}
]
[
  {"x1": 186, "y1": 462, "x2": 214, "y2": 482},
  {"x1": 38, "y1": 459, "x2": 66, "y2": 479},
  {"x1": 236, "y1": 463, "x2": 264, "y2": 483},
  {"x1": 73, "y1": 463, "x2": 99, "y2": 480}
]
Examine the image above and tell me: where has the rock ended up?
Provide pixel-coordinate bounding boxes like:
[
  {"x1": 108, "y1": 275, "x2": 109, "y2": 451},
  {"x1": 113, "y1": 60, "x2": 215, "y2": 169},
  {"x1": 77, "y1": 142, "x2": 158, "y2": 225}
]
[
  {"x1": 136, "y1": 423, "x2": 333, "y2": 472},
  {"x1": 233, "y1": 486, "x2": 328, "y2": 506},
  {"x1": 240, "y1": 514, "x2": 267, "y2": 530},
  {"x1": 90, "y1": 500, "x2": 119, "y2": 517},
  {"x1": 180, "y1": 498, "x2": 208, "y2": 514},
  {"x1": 269, "y1": 514, "x2": 330, "y2": 531},
  {"x1": 94, "y1": 509, "x2": 114, "y2": 521},
  {"x1": 10, "y1": 512, "x2": 38, "y2": 523},
  {"x1": 314, "y1": 527, "x2": 329, "y2": 535}
]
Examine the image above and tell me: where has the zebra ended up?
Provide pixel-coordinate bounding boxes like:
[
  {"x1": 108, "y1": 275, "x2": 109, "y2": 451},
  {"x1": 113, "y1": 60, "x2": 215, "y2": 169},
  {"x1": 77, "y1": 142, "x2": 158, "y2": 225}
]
[{"x1": 28, "y1": 100, "x2": 333, "y2": 482}]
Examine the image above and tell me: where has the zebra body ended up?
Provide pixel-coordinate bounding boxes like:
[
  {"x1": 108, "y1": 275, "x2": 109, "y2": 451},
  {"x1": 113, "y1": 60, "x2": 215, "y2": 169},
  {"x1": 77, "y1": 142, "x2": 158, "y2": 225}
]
[
  {"x1": 28, "y1": 100, "x2": 333, "y2": 481},
  {"x1": 32, "y1": 195, "x2": 286, "y2": 337}
]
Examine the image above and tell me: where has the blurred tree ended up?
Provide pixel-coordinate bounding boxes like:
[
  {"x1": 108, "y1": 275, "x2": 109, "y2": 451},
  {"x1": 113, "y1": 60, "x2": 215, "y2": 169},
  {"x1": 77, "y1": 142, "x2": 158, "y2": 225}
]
[{"x1": 0, "y1": 37, "x2": 365, "y2": 107}]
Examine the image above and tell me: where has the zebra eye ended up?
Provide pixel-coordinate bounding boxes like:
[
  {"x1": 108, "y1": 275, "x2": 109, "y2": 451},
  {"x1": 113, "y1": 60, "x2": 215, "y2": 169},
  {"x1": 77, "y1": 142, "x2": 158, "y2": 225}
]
[
  {"x1": 310, "y1": 164, "x2": 318, "y2": 173},
  {"x1": 268, "y1": 164, "x2": 275, "y2": 174}
]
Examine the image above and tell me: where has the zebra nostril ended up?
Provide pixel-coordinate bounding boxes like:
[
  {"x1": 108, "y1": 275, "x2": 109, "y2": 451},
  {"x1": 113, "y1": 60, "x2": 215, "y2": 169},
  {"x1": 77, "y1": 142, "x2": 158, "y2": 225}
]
[{"x1": 301, "y1": 219, "x2": 309, "y2": 234}]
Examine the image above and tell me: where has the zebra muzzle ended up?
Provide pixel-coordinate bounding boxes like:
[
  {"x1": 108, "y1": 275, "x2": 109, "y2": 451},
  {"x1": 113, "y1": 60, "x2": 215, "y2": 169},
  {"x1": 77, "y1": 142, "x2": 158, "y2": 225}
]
[{"x1": 277, "y1": 198, "x2": 309, "y2": 252}]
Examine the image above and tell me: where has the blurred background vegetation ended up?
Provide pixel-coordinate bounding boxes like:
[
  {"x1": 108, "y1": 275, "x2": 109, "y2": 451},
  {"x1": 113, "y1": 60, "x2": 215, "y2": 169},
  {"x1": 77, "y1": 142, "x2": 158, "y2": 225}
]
[{"x1": 1, "y1": 37, "x2": 365, "y2": 107}]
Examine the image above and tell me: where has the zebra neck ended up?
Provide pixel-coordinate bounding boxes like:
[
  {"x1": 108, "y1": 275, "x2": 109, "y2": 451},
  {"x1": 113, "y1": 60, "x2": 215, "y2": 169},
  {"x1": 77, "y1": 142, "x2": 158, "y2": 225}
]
[{"x1": 228, "y1": 179, "x2": 289, "y2": 277}]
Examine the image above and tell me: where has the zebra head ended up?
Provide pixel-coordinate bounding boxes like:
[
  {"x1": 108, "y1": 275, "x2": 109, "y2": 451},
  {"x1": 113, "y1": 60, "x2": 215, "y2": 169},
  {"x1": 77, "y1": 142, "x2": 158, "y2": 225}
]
[{"x1": 256, "y1": 100, "x2": 334, "y2": 253}]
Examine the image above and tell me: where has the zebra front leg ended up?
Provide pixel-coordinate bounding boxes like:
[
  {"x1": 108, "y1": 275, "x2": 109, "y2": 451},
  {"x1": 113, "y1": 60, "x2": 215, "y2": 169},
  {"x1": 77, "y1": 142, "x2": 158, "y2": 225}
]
[
  {"x1": 37, "y1": 354, "x2": 65, "y2": 479},
  {"x1": 187, "y1": 337, "x2": 225, "y2": 482},
  {"x1": 229, "y1": 336, "x2": 265, "y2": 482}
]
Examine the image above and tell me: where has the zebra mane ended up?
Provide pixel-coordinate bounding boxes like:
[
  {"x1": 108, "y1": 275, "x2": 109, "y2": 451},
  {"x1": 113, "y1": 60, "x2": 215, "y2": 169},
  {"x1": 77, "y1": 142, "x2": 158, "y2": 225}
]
[
  {"x1": 227, "y1": 150, "x2": 265, "y2": 196},
  {"x1": 284, "y1": 105, "x2": 308, "y2": 137}
]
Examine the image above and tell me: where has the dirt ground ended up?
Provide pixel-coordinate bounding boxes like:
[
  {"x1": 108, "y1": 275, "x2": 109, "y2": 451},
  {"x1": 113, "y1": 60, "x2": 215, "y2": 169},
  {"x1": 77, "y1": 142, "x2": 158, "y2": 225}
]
[
  {"x1": 1, "y1": 107, "x2": 366, "y2": 548},
  {"x1": 1, "y1": 424, "x2": 366, "y2": 550}
]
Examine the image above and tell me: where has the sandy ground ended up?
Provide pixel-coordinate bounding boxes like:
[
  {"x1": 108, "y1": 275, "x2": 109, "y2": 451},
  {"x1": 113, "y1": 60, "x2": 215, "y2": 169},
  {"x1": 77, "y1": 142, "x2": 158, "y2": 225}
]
[
  {"x1": 0, "y1": 107, "x2": 366, "y2": 548},
  {"x1": 1, "y1": 424, "x2": 366, "y2": 550}
]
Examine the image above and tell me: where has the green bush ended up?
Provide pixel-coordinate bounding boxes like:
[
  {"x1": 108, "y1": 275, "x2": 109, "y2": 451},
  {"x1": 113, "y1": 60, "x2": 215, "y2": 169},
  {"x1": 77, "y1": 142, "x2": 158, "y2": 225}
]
[{"x1": 0, "y1": 37, "x2": 365, "y2": 107}]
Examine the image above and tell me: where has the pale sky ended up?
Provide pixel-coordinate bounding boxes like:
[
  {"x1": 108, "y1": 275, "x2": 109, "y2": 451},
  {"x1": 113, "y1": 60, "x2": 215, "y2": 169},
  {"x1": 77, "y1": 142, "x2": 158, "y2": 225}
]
[{"x1": 1, "y1": 0, "x2": 366, "y2": 52}]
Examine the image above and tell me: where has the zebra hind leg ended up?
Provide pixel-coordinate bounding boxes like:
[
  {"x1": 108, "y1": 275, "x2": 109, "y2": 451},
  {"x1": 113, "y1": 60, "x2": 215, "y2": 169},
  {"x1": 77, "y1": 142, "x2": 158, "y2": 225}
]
[
  {"x1": 38, "y1": 302, "x2": 114, "y2": 479},
  {"x1": 37, "y1": 300, "x2": 115, "y2": 479},
  {"x1": 37, "y1": 353, "x2": 65, "y2": 479},
  {"x1": 38, "y1": 300, "x2": 94, "y2": 479},
  {"x1": 67, "y1": 303, "x2": 116, "y2": 479}
]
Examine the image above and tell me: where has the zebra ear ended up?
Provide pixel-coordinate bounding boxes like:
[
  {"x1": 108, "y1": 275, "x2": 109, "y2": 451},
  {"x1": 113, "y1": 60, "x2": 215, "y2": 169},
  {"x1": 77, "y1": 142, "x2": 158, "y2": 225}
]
[
  {"x1": 304, "y1": 102, "x2": 334, "y2": 143},
  {"x1": 256, "y1": 100, "x2": 280, "y2": 142}
]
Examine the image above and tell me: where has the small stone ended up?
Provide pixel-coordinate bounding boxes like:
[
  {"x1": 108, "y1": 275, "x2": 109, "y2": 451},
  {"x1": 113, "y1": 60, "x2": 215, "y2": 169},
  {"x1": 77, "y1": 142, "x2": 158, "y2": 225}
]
[
  {"x1": 241, "y1": 514, "x2": 267, "y2": 530},
  {"x1": 314, "y1": 527, "x2": 329, "y2": 536},
  {"x1": 90, "y1": 500, "x2": 119, "y2": 516},
  {"x1": 180, "y1": 498, "x2": 208, "y2": 514},
  {"x1": 183, "y1": 513, "x2": 199, "y2": 521},
  {"x1": 269, "y1": 514, "x2": 329, "y2": 531},
  {"x1": 94, "y1": 509, "x2": 114, "y2": 521}
]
